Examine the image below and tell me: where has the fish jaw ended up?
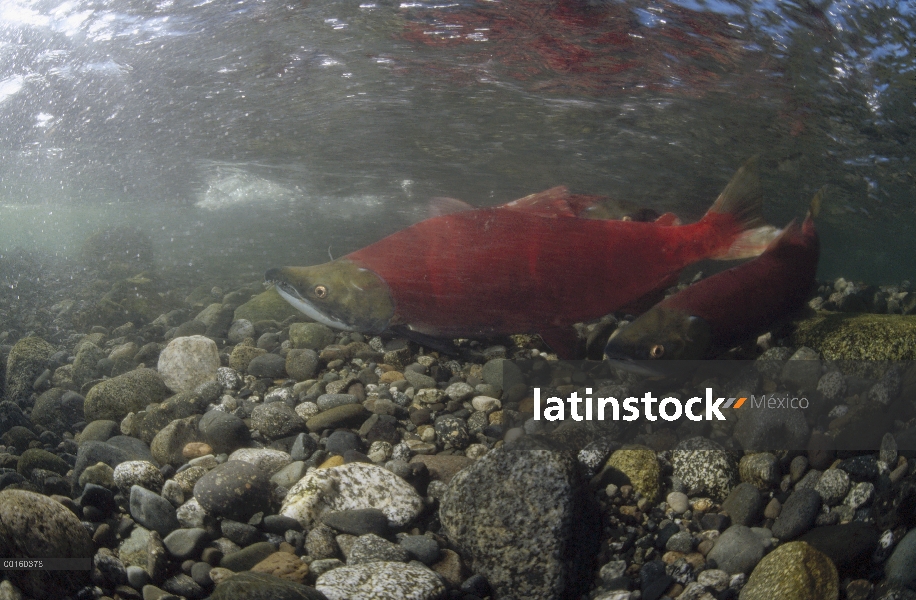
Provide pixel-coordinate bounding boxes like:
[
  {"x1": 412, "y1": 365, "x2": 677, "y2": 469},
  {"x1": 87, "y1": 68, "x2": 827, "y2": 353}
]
[
  {"x1": 265, "y1": 259, "x2": 395, "y2": 334},
  {"x1": 604, "y1": 306, "x2": 712, "y2": 362}
]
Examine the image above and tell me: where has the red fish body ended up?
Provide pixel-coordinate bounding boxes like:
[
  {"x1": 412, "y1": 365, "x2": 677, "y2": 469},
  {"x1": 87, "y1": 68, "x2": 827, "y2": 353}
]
[{"x1": 266, "y1": 160, "x2": 774, "y2": 357}]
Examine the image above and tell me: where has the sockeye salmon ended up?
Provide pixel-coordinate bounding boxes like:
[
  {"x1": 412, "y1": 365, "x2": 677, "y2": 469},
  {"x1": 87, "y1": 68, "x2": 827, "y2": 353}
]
[
  {"x1": 604, "y1": 188, "x2": 822, "y2": 366},
  {"x1": 266, "y1": 158, "x2": 778, "y2": 357}
]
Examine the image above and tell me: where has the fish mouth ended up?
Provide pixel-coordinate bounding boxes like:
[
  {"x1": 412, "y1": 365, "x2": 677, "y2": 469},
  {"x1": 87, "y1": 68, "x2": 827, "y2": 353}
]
[{"x1": 265, "y1": 271, "x2": 359, "y2": 332}]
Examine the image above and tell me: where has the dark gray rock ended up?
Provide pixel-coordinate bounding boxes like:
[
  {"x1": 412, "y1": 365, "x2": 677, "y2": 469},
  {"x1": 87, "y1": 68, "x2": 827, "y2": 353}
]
[
  {"x1": 219, "y1": 541, "x2": 276, "y2": 572},
  {"x1": 434, "y1": 415, "x2": 470, "y2": 450},
  {"x1": 251, "y1": 402, "x2": 306, "y2": 439},
  {"x1": 290, "y1": 433, "x2": 318, "y2": 462},
  {"x1": 321, "y1": 509, "x2": 390, "y2": 537},
  {"x1": 886, "y1": 527, "x2": 916, "y2": 589},
  {"x1": 325, "y1": 430, "x2": 363, "y2": 456},
  {"x1": 398, "y1": 535, "x2": 440, "y2": 565},
  {"x1": 316, "y1": 394, "x2": 359, "y2": 411},
  {"x1": 285, "y1": 349, "x2": 319, "y2": 381},
  {"x1": 220, "y1": 519, "x2": 265, "y2": 547},
  {"x1": 0, "y1": 401, "x2": 32, "y2": 437},
  {"x1": 772, "y1": 488, "x2": 821, "y2": 540},
  {"x1": 31, "y1": 389, "x2": 84, "y2": 436},
  {"x1": 199, "y1": 410, "x2": 250, "y2": 454},
  {"x1": 246, "y1": 353, "x2": 287, "y2": 378},
  {"x1": 439, "y1": 437, "x2": 599, "y2": 600},
  {"x1": 193, "y1": 460, "x2": 272, "y2": 522},
  {"x1": 721, "y1": 482, "x2": 763, "y2": 527},
  {"x1": 163, "y1": 528, "x2": 211, "y2": 560},
  {"x1": 707, "y1": 525, "x2": 765, "y2": 574},
  {"x1": 129, "y1": 485, "x2": 180, "y2": 536},
  {"x1": 734, "y1": 404, "x2": 810, "y2": 453}
]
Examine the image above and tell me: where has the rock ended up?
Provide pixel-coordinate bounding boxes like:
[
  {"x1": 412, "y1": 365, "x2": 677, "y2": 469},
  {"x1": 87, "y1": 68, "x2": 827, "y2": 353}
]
[
  {"x1": 671, "y1": 437, "x2": 738, "y2": 501},
  {"x1": 251, "y1": 403, "x2": 306, "y2": 439},
  {"x1": 706, "y1": 525, "x2": 765, "y2": 575},
  {"x1": 247, "y1": 353, "x2": 287, "y2": 378},
  {"x1": 228, "y1": 345, "x2": 266, "y2": 373},
  {"x1": 30, "y1": 389, "x2": 84, "y2": 436},
  {"x1": 0, "y1": 489, "x2": 93, "y2": 597},
  {"x1": 886, "y1": 528, "x2": 916, "y2": 589},
  {"x1": 157, "y1": 336, "x2": 219, "y2": 394},
  {"x1": 163, "y1": 528, "x2": 211, "y2": 560},
  {"x1": 346, "y1": 533, "x2": 410, "y2": 564},
  {"x1": 233, "y1": 289, "x2": 302, "y2": 323},
  {"x1": 289, "y1": 323, "x2": 336, "y2": 351},
  {"x1": 814, "y1": 469, "x2": 850, "y2": 506},
  {"x1": 434, "y1": 415, "x2": 470, "y2": 450},
  {"x1": 666, "y1": 491, "x2": 689, "y2": 515},
  {"x1": 321, "y1": 509, "x2": 390, "y2": 537},
  {"x1": 408, "y1": 455, "x2": 472, "y2": 483},
  {"x1": 79, "y1": 419, "x2": 120, "y2": 442},
  {"x1": 270, "y1": 461, "x2": 308, "y2": 489},
  {"x1": 399, "y1": 535, "x2": 440, "y2": 565},
  {"x1": 281, "y1": 462, "x2": 423, "y2": 529},
  {"x1": 316, "y1": 394, "x2": 359, "y2": 411},
  {"x1": 604, "y1": 445, "x2": 660, "y2": 503},
  {"x1": 129, "y1": 485, "x2": 180, "y2": 536},
  {"x1": 772, "y1": 488, "x2": 821, "y2": 540},
  {"x1": 251, "y1": 551, "x2": 310, "y2": 584},
  {"x1": 481, "y1": 358, "x2": 524, "y2": 395},
  {"x1": 315, "y1": 561, "x2": 444, "y2": 600},
  {"x1": 0, "y1": 401, "x2": 33, "y2": 438},
  {"x1": 4, "y1": 336, "x2": 55, "y2": 405},
  {"x1": 791, "y1": 312, "x2": 916, "y2": 361},
  {"x1": 286, "y1": 349, "x2": 320, "y2": 381},
  {"x1": 17, "y1": 448, "x2": 69, "y2": 478},
  {"x1": 219, "y1": 542, "x2": 277, "y2": 572},
  {"x1": 227, "y1": 319, "x2": 256, "y2": 344},
  {"x1": 221, "y1": 519, "x2": 265, "y2": 547},
  {"x1": 439, "y1": 438, "x2": 599, "y2": 600},
  {"x1": 211, "y1": 570, "x2": 328, "y2": 600},
  {"x1": 797, "y1": 523, "x2": 879, "y2": 576},
  {"x1": 199, "y1": 410, "x2": 250, "y2": 454},
  {"x1": 151, "y1": 415, "x2": 204, "y2": 466},
  {"x1": 306, "y1": 525, "x2": 340, "y2": 560},
  {"x1": 735, "y1": 406, "x2": 810, "y2": 454},
  {"x1": 721, "y1": 483, "x2": 764, "y2": 527},
  {"x1": 738, "y1": 453, "x2": 780, "y2": 488},
  {"x1": 739, "y1": 541, "x2": 838, "y2": 600},
  {"x1": 402, "y1": 369, "x2": 436, "y2": 391},
  {"x1": 780, "y1": 347, "x2": 822, "y2": 390},
  {"x1": 228, "y1": 448, "x2": 292, "y2": 474},
  {"x1": 306, "y1": 404, "x2": 369, "y2": 433},
  {"x1": 193, "y1": 460, "x2": 273, "y2": 521},
  {"x1": 84, "y1": 368, "x2": 170, "y2": 422}
]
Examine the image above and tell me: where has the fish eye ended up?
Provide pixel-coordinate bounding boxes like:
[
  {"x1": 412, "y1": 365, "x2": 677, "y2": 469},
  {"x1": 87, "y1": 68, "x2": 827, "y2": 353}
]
[
  {"x1": 650, "y1": 344, "x2": 665, "y2": 359},
  {"x1": 314, "y1": 285, "x2": 328, "y2": 299}
]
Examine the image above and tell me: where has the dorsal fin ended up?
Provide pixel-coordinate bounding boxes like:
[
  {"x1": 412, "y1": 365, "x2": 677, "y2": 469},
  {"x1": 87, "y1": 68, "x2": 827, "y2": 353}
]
[
  {"x1": 500, "y1": 186, "x2": 579, "y2": 217},
  {"x1": 428, "y1": 196, "x2": 475, "y2": 218},
  {"x1": 653, "y1": 212, "x2": 681, "y2": 226}
]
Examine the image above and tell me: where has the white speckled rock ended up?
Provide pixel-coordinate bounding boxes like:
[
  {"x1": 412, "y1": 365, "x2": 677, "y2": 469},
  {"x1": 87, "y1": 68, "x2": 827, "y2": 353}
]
[
  {"x1": 113, "y1": 460, "x2": 165, "y2": 494},
  {"x1": 157, "y1": 335, "x2": 220, "y2": 393},
  {"x1": 316, "y1": 561, "x2": 445, "y2": 600},
  {"x1": 227, "y1": 448, "x2": 292, "y2": 475},
  {"x1": 280, "y1": 463, "x2": 423, "y2": 529},
  {"x1": 175, "y1": 498, "x2": 210, "y2": 529},
  {"x1": 471, "y1": 396, "x2": 501, "y2": 413}
]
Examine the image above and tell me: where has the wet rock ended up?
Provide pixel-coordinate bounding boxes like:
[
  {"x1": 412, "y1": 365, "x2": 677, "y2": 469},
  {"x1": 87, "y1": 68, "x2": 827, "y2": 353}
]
[
  {"x1": 219, "y1": 541, "x2": 276, "y2": 572},
  {"x1": 671, "y1": 437, "x2": 738, "y2": 501},
  {"x1": 772, "y1": 488, "x2": 821, "y2": 540},
  {"x1": 5, "y1": 337, "x2": 55, "y2": 406},
  {"x1": 399, "y1": 535, "x2": 440, "y2": 565},
  {"x1": 603, "y1": 445, "x2": 660, "y2": 503},
  {"x1": 199, "y1": 410, "x2": 250, "y2": 454},
  {"x1": 228, "y1": 345, "x2": 266, "y2": 373},
  {"x1": 113, "y1": 460, "x2": 164, "y2": 493},
  {"x1": 734, "y1": 405, "x2": 810, "y2": 454},
  {"x1": 706, "y1": 525, "x2": 765, "y2": 575},
  {"x1": 286, "y1": 349, "x2": 319, "y2": 381},
  {"x1": 289, "y1": 323, "x2": 336, "y2": 351},
  {"x1": 439, "y1": 437, "x2": 599, "y2": 600},
  {"x1": 433, "y1": 415, "x2": 470, "y2": 450},
  {"x1": 791, "y1": 312, "x2": 916, "y2": 361},
  {"x1": 814, "y1": 469, "x2": 850, "y2": 506},
  {"x1": 157, "y1": 336, "x2": 220, "y2": 393},
  {"x1": 346, "y1": 533, "x2": 410, "y2": 565},
  {"x1": 250, "y1": 551, "x2": 310, "y2": 584},
  {"x1": 163, "y1": 528, "x2": 211, "y2": 561},
  {"x1": 739, "y1": 541, "x2": 838, "y2": 600},
  {"x1": 281, "y1": 462, "x2": 423, "y2": 529},
  {"x1": 738, "y1": 452, "x2": 780, "y2": 488},
  {"x1": 193, "y1": 460, "x2": 272, "y2": 521},
  {"x1": 886, "y1": 528, "x2": 916, "y2": 589},
  {"x1": 30, "y1": 389, "x2": 84, "y2": 436},
  {"x1": 306, "y1": 404, "x2": 369, "y2": 433},
  {"x1": 72, "y1": 342, "x2": 107, "y2": 389},
  {"x1": 211, "y1": 570, "x2": 328, "y2": 599},
  {"x1": 251, "y1": 402, "x2": 306, "y2": 439},
  {"x1": 17, "y1": 448, "x2": 69, "y2": 479},
  {"x1": 228, "y1": 448, "x2": 291, "y2": 474},
  {"x1": 84, "y1": 368, "x2": 170, "y2": 422},
  {"x1": 408, "y1": 455, "x2": 472, "y2": 484},
  {"x1": 0, "y1": 401, "x2": 32, "y2": 438},
  {"x1": 0, "y1": 489, "x2": 93, "y2": 597},
  {"x1": 315, "y1": 561, "x2": 443, "y2": 600},
  {"x1": 151, "y1": 415, "x2": 204, "y2": 466},
  {"x1": 721, "y1": 482, "x2": 763, "y2": 527},
  {"x1": 247, "y1": 353, "x2": 287, "y2": 378},
  {"x1": 129, "y1": 485, "x2": 180, "y2": 536},
  {"x1": 797, "y1": 523, "x2": 879, "y2": 577},
  {"x1": 233, "y1": 289, "x2": 302, "y2": 323},
  {"x1": 321, "y1": 509, "x2": 390, "y2": 537}
]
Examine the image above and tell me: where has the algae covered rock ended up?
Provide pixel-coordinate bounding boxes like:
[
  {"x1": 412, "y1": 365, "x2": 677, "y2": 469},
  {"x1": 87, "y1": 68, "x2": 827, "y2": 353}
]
[
  {"x1": 211, "y1": 571, "x2": 328, "y2": 600},
  {"x1": 739, "y1": 541, "x2": 838, "y2": 600},
  {"x1": 604, "y1": 445, "x2": 660, "y2": 503},
  {"x1": 0, "y1": 489, "x2": 94, "y2": 598},
  {"x1": 4, "y1": 336, "x2": 55, "y2": 405},
  {"x1": 792, "y1": 311, "x2": 916, "y2": 360},
  {"x1": 84, "y1": 368, "x2": 171, "y2": 422},
  {"x1": 234, "y1": 288, "x2": 302, "y2": 323}
]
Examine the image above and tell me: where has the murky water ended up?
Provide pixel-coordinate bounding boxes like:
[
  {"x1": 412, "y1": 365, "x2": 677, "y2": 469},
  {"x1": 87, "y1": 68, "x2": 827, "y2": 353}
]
[{"x1": 0, "y1": 0, "x2": 914, "y2": 283}]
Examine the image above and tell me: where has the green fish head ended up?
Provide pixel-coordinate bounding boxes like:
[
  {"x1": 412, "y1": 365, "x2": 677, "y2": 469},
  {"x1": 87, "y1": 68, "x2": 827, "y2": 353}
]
[
  {"x1": 265, "y1": 259, "x2": 395, "y2": 334},
  {"x1": 604, "y1": 306, "x2": 712, "y2": 366}
]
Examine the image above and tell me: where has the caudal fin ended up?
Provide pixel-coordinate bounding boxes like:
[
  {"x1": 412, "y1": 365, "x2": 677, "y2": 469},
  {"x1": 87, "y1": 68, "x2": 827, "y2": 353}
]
[{"x1": 703, "y1": 156, "x2": 781, "y2": 260}]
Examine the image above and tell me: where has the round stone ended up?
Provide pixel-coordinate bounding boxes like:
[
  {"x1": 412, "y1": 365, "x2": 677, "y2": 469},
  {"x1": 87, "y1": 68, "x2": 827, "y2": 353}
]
[{"x1": 193, "y1": 461, "x2": 272, "y2": 522}]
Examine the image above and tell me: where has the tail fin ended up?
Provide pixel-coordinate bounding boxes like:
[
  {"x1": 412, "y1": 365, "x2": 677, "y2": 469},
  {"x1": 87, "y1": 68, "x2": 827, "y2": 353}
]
[{"x1": 705, "y1": 156, "x2": 781, "y2": 260}]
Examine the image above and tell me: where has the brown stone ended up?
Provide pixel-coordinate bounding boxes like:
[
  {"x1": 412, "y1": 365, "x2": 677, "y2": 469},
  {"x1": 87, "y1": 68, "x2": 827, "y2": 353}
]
[
  {"x1": 379, "y1": 371, "x2": 405, "y2": 384},
  {"x1": 318, "y1": 456, "x2": 345, "y2": 469},
  {"x1": 409, "y1": 454, "x2": 473, "y2": 483},
  {"x1": 430, "y1": 549, "x2": 467, "y2": 587},
  {"x1": 250, "y1": 551, "x2": 309, "y2": 584},
  {"x1": 183, "y1": 442, "x2": 213, "y2": 459}
]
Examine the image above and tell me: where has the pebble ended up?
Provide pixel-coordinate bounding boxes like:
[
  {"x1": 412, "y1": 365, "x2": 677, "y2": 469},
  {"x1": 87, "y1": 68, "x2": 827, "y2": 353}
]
[
  {"x1": 128, "y1": 485, "x2": 180, "y2": 536},
  {"x1": 771, "y1": 488, "x2": 821, "y2": 540},
  {"x1": 706, "y1": 525, "x2": 765, "y2": 575},
  {"x1": 666, "y1": 491, "x2": 689, "y2": 515},
  {"x1": 315, "y1": 561, "x2": 445, "y2": 600},
  {"x1": 739, "y1": 541, "x2": 838, "y2": 600},
  {"x1": 193, "y1": 460, "x2": 272, "y2": 521}
]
